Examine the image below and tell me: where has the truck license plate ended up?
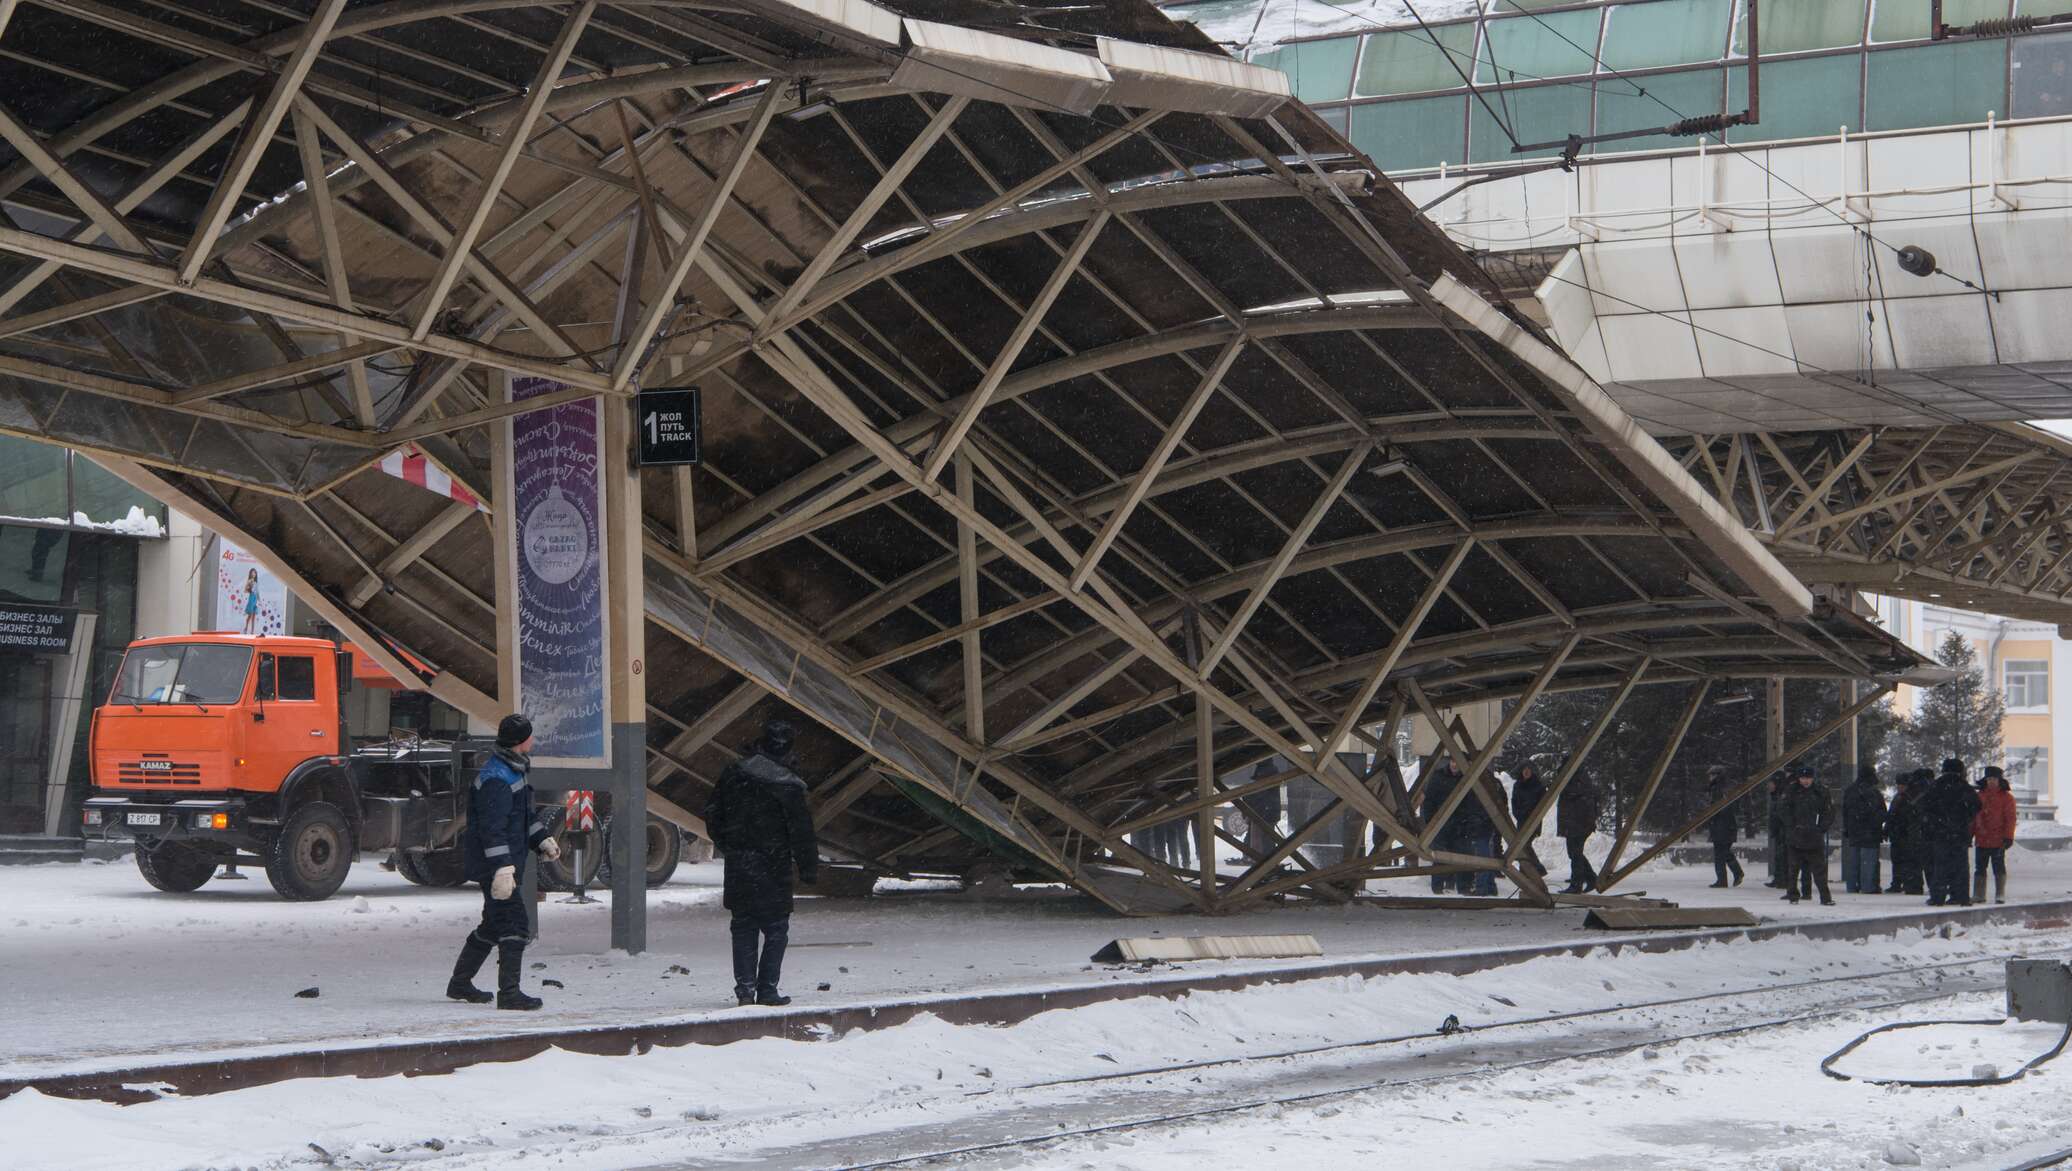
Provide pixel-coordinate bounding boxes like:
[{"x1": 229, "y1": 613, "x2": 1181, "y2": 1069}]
[{"x1": 126, "y1": 812, "x2": 161, "y2": 827}]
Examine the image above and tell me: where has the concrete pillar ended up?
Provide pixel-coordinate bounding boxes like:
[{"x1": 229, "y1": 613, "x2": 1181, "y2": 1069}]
[
  {"x1": 1766, "y1": 677, "x2": 1785, "y2": 762},
  {"x1": 1841, "y1": 679, "x2": 1859, "y2": 778}
]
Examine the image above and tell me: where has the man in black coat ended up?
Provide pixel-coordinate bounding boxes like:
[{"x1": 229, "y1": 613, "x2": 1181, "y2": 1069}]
[
  {"x1": 1510, "y1": 761, "x2": 1549, "y2": 878},
  {"x1": 1704, "y1": 765, "x2": 1743, "y2": 888},
  {"x1": 1840, "y1": 764, "x2": 1888, "y2": 894},
  {"x1": 446, "y1": 714, "x2": 560, "y2": 1010},
  {"x1": 1780, "y1": 765, "x2": 1833, "y2": 905},
  {"x1": 1883, "y1": 770, "x2": 1930, "y2": 895},
  {"x1": 1557, "y1": 768, "x2": 1601, "y2": 894},
  {"x1": 1418, "y1": 758, "x2": 1462, "y2": 894},
  {"x1": 1764, "y1": 774, "x2": 1790, "y2": 888},
  {"x1": 704, "y1": 720, "x2": 819, "y2": 1006},
  {"x1": 1921, "y1": 758, "x2": 1982, "y2": 907}
]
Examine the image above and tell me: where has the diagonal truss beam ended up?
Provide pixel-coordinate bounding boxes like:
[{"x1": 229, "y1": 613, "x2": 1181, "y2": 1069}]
[
  {"x1": 1598, "y1": 682, "x2": 1895, "y2": 890},
  {"x1": 409, "y1": 0, "x2": 595, "y2": 339},
  {"x1": 923, "y1": 211, "x2": 1110, "y2": 483},
  {"x1": 1199, "y1": 442, "x2": 1371, "y2": 673},
  {"x1": 175, "y1": 0, "x2": 348, "y2": 282}
]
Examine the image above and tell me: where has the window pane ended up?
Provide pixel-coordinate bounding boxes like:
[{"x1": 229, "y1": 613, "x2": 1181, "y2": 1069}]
[
  {"x1": 0, "y1": 524, "x2": 67, "y2": 604},
  {"x1": 1602, "y1": 0, "x2": 1732, "y2": 70},
  {"x1": 2012, "y1": 30, "x2": 2072, "y2": 117},
  {"x1": 1350, "y1": 94, "x2": 1467, "y2": 170},
  {"x1": 1870, "y1": 0, "x2": 2006, "y2": 42},
  {"x1": 1734, "y1": 0, "x2": 1864, "y2": 54},
  {"x1": 1253, "y1": 36, "x2": 1360, "y2": 102},
  {"x1": 1476, "y1": 10, "x2": 1601, "y2": 83},
  {"x1": 277, "y1": 657, "x2": 317, "y2": 702},
  {"x1": 0, "y1": 436, "x2": 68, "y2": 524},
  {"x1": 1356, "y1": 23, "x2": 1477, "y2": 96},
  {"x1": 1865, "y1": 39, "x2": 2007, "y2": 130},
  {"x1": 1596, "y1": 68, "x2": 1726, "y2": 153},
  {"x1": 1728, "y1": 55, "x2": 1862, "y2": 141},
  {"x1": 1469, "y1": 81, "x2": 1593, "y2": 160},
  {"x1": 71, "y1": 455, "x2": 166, "y2": 535},
  {"x1": 1315, "y1": 105, "x2": 1349, "y2": 135}
]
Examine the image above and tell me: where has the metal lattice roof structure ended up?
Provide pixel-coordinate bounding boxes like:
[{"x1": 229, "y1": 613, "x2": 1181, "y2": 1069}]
[{"x1": 0, "y1": 0, "x2": 1930, "y2": 912}]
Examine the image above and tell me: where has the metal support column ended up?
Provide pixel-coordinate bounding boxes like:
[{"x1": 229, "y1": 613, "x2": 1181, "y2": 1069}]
[{"x1": 603, "y1": 391, "x2": 648, "y2": 954}]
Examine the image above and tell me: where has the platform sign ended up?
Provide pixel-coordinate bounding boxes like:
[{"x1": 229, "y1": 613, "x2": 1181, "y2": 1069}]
[
  {"x1": 636, "y1": 386, "x2": 700, "y2": 467},
  {"x1": 504, "y1": 376, "x2": 610, "y2": 768},
  {"x1": 0, "y1": 604, "x2": 76, "y2": 654}
]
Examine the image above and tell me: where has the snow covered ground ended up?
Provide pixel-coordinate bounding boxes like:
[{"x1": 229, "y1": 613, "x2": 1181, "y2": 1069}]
[
  {"x1": 10, "y1": 844, "x2": 2072, "y2": 1083},
  {"x1": 9, "y1": 915, "x2": 2072, "y2": 1170}
]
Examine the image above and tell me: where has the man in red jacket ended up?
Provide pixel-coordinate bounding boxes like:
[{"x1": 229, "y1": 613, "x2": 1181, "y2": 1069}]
[{"x1": 1973, "y1": 766, "x2": 2019, "y2": 905}]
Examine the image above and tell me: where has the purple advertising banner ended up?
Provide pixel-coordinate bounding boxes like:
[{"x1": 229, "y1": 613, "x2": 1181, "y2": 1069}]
[{"x1": 507, "y1": 377, "x2": 609, "y2": 765}]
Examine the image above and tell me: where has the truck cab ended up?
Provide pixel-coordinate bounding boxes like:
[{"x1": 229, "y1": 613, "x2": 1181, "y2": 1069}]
[{"x1": 82, "y1": 633, "x2": 476, "y2": 900}]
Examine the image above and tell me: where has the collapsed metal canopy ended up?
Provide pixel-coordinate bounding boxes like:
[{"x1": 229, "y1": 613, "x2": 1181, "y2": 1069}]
[{"x1": 0, "y1": 0, "x2": 1928, "y2": 912}]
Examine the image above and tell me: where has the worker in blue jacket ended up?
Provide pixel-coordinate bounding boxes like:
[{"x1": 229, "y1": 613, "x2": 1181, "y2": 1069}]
[{"x1": 446, "y1": 714, "x2": 559, "y2": 1010}]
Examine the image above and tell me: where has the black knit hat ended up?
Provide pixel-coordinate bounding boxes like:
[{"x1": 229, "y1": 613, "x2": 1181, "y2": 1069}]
[
  {"x1": 1983, "y1": 765, "x2": 2005, "y2": 780},
  {"x1": 496, "y1": 713, "x2": 533, "y2": 748},
  {"x1": 1942, "y1": 757, "x2": 1965, "y2": 774},
  {"x1": 760, "y1": 719, "x2": 795, "y2": 757}
]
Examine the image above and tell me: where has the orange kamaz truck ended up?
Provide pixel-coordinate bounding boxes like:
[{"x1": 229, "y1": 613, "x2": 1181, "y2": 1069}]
[
  {"x1": 80, "y1": 633, "x2": 491, "y2": 900},
  {"x1": 80, "y1": 632, "x2": 681, "y2": 900}
]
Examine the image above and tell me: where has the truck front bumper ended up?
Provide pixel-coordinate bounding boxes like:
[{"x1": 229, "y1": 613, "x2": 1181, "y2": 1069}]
[{"x1": 82, "y1": 795, "x2": 251, "y2": 846}]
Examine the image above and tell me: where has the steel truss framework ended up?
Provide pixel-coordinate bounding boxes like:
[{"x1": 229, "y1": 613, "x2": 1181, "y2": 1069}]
[
  {"x1": 0, "y1": 0, "x2": 1932, "y2": 913},
  {"x1": 1663, "y1": 424, "x2": 2072, "y2": 632}
]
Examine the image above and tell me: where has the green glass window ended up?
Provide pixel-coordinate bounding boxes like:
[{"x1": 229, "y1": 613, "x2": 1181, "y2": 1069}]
[
  {"x1": 1870, "y1": 0, "x2": 2006, "y2": 42},
  {"x1": 1727, "y1": 55, "x2": 1862, "y2": 140},
  {"x1": 1601, "y1": 0, "x2": 1732, "y2": 71},
  {"x1": 71, "y1": 455, "x2": 166, "y2": 534},
  {"x1": 2012, "y1": 29, "x2": 2072, "y2": 117},
  {"x1": 1350, "y1": 94, "x2": 1467, "y2": 171},
  {"x1": 1864, "y1": 39, "x2": 2007, "y2": 130},
  {"x1": 1475, "y1": 9, "x2": 1601, "y2": 84},
  {"x1": 1595, "y1": 68, "x2": 1726, "y2": 153},
  {"x1": 0, "y1": 437, "x2": 68, "y2": 524},
  {"x1": 1733, "y1": 0, "x2": 1865, "y2": 54},
  {"x1": 1160, "y1": 0, "x2": 1266, "y2": 30},
  {"x1": 1470, "y1": 81, "x2": 1594, "y2": 160},
  {"x1": 1491, "y1": 0, "x2": 1581, "y2": 10},
  {"x1": 1355, "y1": 23, "x2": 1477, "y2": 96},
  {"x1": 1253, "y1": 36, "x2": 1360, "y2": 103}
]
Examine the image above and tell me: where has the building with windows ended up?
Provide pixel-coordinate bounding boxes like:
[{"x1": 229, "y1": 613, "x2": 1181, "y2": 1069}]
[
  {"x1": 1168, "y1": 0, "x2": 2072, "y2": 173},
  {"x1": 1872, "y1": 595, "x2": 2070, "y2": 815}
]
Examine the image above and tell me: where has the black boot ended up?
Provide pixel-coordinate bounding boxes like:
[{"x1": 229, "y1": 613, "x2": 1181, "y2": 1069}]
[
  {"x1": 447, "y1": 930, "x2": 495, "y2": 1004},
  {"x1": 754, "y1": 915, "x2": 792, "y2": 1007},
  {"x1": 497, "y1": 940, "x2": 541, "y2": 1011}
]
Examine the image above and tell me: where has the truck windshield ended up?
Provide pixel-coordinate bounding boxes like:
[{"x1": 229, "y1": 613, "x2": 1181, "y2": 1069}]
[{"x1": 110, "y1": 644, "x2": 254, "y2": 706}]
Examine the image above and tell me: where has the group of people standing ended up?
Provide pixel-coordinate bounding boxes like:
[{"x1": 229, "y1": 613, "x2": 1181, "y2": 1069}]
[
  {"x1": 445, "y1": 715, "x2": 821, "y2": 1010},
  {"x1": 1749, "y1": 757, "x2": 2020, "y2": 907},
  {"x1": 1422, "y1": 757, "x2": 1605, "y2": 896}
]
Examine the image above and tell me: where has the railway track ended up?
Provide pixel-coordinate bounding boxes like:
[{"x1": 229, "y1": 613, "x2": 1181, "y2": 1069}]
[{"x1": 616, "y1": 946, "x2": 2053, "y2": 1171}]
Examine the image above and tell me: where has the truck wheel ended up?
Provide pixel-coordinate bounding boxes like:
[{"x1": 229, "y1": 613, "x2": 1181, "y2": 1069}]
[
  {"x1": 537, "y1": 829, "x2": 603, "y2": 891},
  {"x1": 136, "y1": 841, "x2": 215, "y2": 892},
  {"x1": 394, "y1": 848, "x2": 467, "y2": 888},
  {"x1": 597, "y1": 815, "x2": 682, "y2": 887},
  {"x1": 265, "y1": 801, "x2": 354, "y2": 901}
]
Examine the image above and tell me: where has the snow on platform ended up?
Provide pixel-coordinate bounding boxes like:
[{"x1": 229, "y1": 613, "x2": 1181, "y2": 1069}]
[{"x1": 8, "y1": 848, "x2": 2072, "y2": 1083}]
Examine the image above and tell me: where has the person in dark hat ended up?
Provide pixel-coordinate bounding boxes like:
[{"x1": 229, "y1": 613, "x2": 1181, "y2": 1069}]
[
  {"x1": 1884, "y1": 769, "x2": 1930, "y2": 896},
  {"x1": 1779, "y1": 764, "x2": 1833, "y2": 905},
  {"x1": 1703, "y1": 765, "x2": 1744, "y2": 888},
  {"x1": 704, "y1": 719, "x2": 819, "y2": 1006},
  {"x1": 1922, "y1": 757, "x2": 1982, "y2": 906},
  {"x1": 447, "y1": 713, "x2": 559, "y2": 1010}
]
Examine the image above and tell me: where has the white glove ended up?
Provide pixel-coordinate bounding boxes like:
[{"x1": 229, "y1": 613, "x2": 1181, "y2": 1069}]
[
  {"x1": 491, "y1": 865, "x2": 516, "y2": 900},
  {"x1": 539, "y1": 837, "x2": 561, "y2": 862}
]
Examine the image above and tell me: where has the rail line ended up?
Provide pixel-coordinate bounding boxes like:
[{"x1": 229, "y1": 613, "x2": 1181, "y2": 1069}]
[{"x1": 818, "y1": 953, "x2": 2045, "y2": 1171}]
